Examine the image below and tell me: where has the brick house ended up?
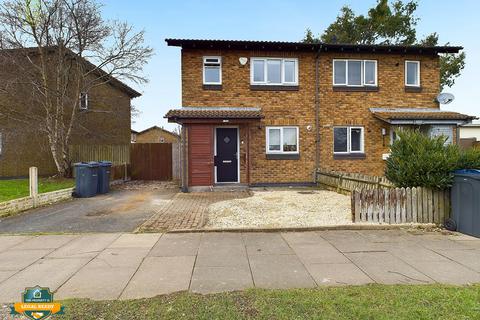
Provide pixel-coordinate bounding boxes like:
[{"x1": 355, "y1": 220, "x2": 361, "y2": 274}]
[
  {"x1": 164, "y1": 39, "x2": 475, "y2": 191},
  {"x1": 0, "y1": 48, "x2": 140, "y2": 177},
  {"x1": 134, "y1": 126, "x2": 180, "y2": 144}
]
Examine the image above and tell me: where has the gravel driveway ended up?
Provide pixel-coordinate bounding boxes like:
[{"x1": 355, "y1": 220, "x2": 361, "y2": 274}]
[{"x1": 206, "y1": 189, "x2": 352, "y2": 228}]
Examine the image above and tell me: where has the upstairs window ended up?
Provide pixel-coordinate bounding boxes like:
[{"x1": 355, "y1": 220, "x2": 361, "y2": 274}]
[
  {"x1": 266, "y1": 127, "x2": 299, "y2": 154},
  {"x1": 203, "y1": 56, "x2": 222, "y2": 85},
  {"x1": 405, "y1": 60, "x2": 420, "y2": 87},
  {"x1": 79, "y1": 92, "x2": 88, "y2": 110},
  {"x1": 333, "y1": 59, "x2": 377, "y2": 86},
  {"x1": 333, "y1": 126, "x2": 364, "y2": 153},
  {"x1": 251, "y1": 58, "x2": 298, "y2": 85}
]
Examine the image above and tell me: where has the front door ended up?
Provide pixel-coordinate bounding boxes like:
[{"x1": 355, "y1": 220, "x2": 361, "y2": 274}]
[{"x1": 215, "y1": 127, "x2": 238, "y2": 183}]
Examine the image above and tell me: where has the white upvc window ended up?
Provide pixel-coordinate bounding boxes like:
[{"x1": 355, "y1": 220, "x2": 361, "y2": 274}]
[
  {"x1": 203, "y1": 56, "x2": 222, "y2": 85},
  {"x1": 333, "y1": 59, "x2": 377, "y2": 86},
  {"x1": 251, "y1": 58, "x2": 298, "y2": 85},
  {"x1": 405, "y1": 60, "x2": 420, "y2": 87},
  {"x1": 79, "y1": 92, "x2": 88, "y2": 110},
  {"x1": 266, "y1": 126, "x2": 299, "y2": 154},
  {"x1": 333, "y1": 126, "x2": 364, "y2": 154}
]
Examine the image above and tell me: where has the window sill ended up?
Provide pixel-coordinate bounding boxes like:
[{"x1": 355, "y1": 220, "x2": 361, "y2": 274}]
[
  {"x1": 333, "y1": 86, "x2": 379, "y2": 92},
  {"x1": 203, "y1": 84, "x2": 222, "y2": 91},
  {"x1": 250, "y1": 85, "x2": 299, "y2": 91},
  {"x1": 333, "y1": 153, "x2": 366, "y2": 160},
  {"x1": 405, "y1": 86, "x2": 422, "y2": 93},
  {"x1": 266, "y1": 153, "x2": 300, "y2": 160}
]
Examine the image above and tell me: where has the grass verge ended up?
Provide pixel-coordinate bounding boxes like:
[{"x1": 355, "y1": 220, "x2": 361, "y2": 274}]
[
  {"x1": 54, "y1": 285, "x2": 480, "y2": 319},
  {"x1": 0, "y1": 178, "x2": 74, "y2": 202}
]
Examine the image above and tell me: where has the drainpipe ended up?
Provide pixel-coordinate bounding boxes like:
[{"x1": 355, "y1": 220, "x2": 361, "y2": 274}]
[
  {"x1": 181, "y1": 124, "x2": 188, "y2": 192},
  {"x1": 314, "y1": 45, "x2": 322, "y2": 182}
]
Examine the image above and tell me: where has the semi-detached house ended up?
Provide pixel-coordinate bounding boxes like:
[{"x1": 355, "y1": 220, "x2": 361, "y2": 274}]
[{"x1": 164, "y1": 39, "x2": 475, "y2": 191}]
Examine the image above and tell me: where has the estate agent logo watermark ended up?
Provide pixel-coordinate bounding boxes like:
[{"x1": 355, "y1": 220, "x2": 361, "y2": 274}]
[{"x1": 10, "y1": 286, "x2": 64, "y2": 320}]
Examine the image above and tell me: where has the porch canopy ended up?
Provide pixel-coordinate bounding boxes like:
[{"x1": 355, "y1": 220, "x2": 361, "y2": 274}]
[
  {"x1": 165, "y1": 106, "x2": 263, "y2": 123},
  {"x1": 370, "y1": 108, "x2": 476, "y2": 125}
]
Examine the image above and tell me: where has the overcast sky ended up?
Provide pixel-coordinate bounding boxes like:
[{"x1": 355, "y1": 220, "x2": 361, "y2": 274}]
[{"x1": 101, "y1": 0, "x2": 480, "y2": 131}]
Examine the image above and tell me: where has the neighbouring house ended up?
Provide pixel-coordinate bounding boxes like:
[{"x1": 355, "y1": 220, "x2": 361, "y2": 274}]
[
  {"x1": 0, "y1": 48, "x2": 141, "y2": 177},
  {"x1": 135, "y1": 126, "x2": 180, "y2": 143},
  {"x1": 459, "y1": 120, "x2": 480, "y2": 149},
  {"x1": 164, "y1": 39, "x2": 475, "y2": 191}
]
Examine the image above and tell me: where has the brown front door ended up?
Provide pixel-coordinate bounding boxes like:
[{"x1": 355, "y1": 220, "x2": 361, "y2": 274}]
[{"x1": 188, "y1": 125, "x2": 213, "y2": 186}]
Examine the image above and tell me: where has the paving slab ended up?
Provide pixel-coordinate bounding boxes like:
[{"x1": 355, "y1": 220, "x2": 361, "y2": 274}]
[
  {"x1": 451, "y1": 240, "x2": 480, "y2": 249},
  {"x1": 346, "y1": 251, "x2": 432, "y2": 284},
  {"x1": 191, "y1": 265, "x2": 253, "y2": 293},
  {"x1": 0, "y1": 236, "x2": 32, "y2": 252},
  {"x1": 305, "y1": 263, "x2": 373, "y2": 286},
  {"x1": 120, "y1": 256, "x2": 195, "y2": 299},
  {"x1": 434, "y1": 249, "x2": 480, "y2": 272},
  {"x1": 407, "y1": 260, "x2": 480, "y2": 285},
  {"x1": 200, "y1": 232, "x2": 244, "y2": 247},
  {"x1": 47, "y1": 233, "x2": 121, "y2": 259},
  {"x1": 446, "y1": 233, "x2": 480, "y2": 241},
  {"x1": 0, "y1": 249, "x2": 52, "y2": 271},
  {"x1": 281, "y1": 232, "x2": 325, "y2": 245},
  {"x1": 0, "y1": 257, "x2": 90, "y2": 302},
  {"x1": 12, "y1": 235, "x2": 78, "y2": 250},
  {"x1": 108, "y1": 233, "x2": 162, "y2": 249},
  {"x1": 244, "y1": 233, "x2": 293, "y2": 255},
  {"x1": 387, "y1": 244, "x2": 449, "y2": 264},
  {"x1": 196, "y1": 246, "x2": 249, "y2": 268},
  {"x1": 249, "y1": 254, "x2": 316, "y2": 289},
  {"x1": 318, "y1": 230, "x2": 386, "y2": 253},
  {"x1": 149, "y1": 233, "x2": 201, "y2": 257},
  {"x1": 94, "y1": 248, "x2": 151, "y2": 268},
  {"x1": 288, "y1": 243, "x2": 350, "y2": 264},
  {"x1": 355, "y1": 230, "x2": 416, "y2": 243}
]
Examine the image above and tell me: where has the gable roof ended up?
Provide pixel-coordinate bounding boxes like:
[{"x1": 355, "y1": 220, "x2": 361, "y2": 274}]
[
  {"x1": 0, "y1": 46, "x2": 141, "y2": 98},
  {"x1": 137, "y1": 125, "x2": 179, "y2": 137},
  {"x1": 165, "y1": 39, "x2": 462, "y2": 54}
]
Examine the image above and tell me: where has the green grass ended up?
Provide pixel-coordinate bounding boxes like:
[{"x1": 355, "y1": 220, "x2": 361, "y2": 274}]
[
  {"x1": 54, "y1": 285, "x2": 480, "y2": 320},
  {"x1": 0, "y1": 178, "x2": 74, "y2": 202}
]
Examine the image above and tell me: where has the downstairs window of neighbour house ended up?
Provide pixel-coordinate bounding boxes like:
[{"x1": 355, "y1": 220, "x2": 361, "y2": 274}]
[
  {"x1": 333, "y1": 126, "x2": 364, "y2": 153},
  {"x1": 266, "y1": 127, "x2": 299, "y2": 153}
]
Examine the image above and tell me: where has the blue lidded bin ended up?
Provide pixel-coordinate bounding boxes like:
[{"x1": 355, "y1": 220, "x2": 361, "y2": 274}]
[
  {"x1": 97, "y1": 161, "x2": 112, "y2": 194},
  {"x1": 74, "y1": 162, "x2": 99, "y2": 198}
]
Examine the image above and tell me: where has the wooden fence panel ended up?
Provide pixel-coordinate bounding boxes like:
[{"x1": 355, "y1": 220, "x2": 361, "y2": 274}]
[
  {"x1": 351, "y1": 186, "x2": 450, "y2": 225},
  {"x1": 130, "y1": 143, "x2": 172, "y2": 181},
  {"x1": 69, "y1": 144, "x2": 130, "y2": 165}
]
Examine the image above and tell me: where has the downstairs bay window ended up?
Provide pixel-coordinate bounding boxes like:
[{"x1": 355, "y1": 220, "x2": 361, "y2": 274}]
[{"x1": 333, "y1": 126, "x2": 365, "y2": 158}]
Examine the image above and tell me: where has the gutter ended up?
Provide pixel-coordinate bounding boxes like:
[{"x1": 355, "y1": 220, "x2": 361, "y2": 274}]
[{"x1": 314, "y1": 44, "x2": 322, "y2": 182}]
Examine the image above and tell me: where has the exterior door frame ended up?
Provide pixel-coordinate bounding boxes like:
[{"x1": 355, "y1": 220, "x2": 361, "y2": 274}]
[{"x1": 214, "y1": 125, "x2": 240, "y2": 184}]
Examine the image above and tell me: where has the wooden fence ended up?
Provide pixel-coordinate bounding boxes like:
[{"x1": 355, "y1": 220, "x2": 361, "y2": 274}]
[
  {"x1": 69, "y1": 144, "x2": 130, "y2": 165},
  {"x1": 130, "y1": 143, "x2": 172, "y2": 180},
  {"x1": 317, "y1": 169, "x2": 392, "y2": 193},
  {"x1": 352, "y1": 187, "x2": 450, "y2": 224}
]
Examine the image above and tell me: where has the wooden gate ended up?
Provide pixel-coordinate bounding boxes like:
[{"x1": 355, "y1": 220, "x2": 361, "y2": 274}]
[{"x1": 130, "y1": 143, "x2": 172, "y2": 180}]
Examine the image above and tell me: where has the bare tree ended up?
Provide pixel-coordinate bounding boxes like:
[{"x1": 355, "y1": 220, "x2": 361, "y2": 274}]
[{"x1": 0, "y1": 0, "x2": 152, "y2": 176}]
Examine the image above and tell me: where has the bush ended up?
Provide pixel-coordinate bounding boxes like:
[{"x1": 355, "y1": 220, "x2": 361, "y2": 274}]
[
  {"x1": 385, "y1": 130, "x2": 460, "y2": 189},
  {"x1": 457, "y1": 147, "x2": 480, "y2": 169}
]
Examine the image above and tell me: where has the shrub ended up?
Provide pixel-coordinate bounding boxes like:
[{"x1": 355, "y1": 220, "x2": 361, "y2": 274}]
[
  {"x1": 457, "y1": 147, "x2": 480, "y2": 169},
  {"x1": 385, "y1": 129, "x2": 460, "y2": 189}
]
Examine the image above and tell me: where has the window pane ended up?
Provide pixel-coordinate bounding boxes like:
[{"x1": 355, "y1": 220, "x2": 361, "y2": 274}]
[
  {"x1": 350, "y1": 128, "x2": 362, "y2": 151},
  {"x1": 347, "y1": 61, "x2": 362, "y2": 85},
  {"x1": 268, "y1": 129, "x2": 281, "y2": 151},
  {"x1": 253, "y1": 60, "x2": 265, "y2": 82},
  {"x1": 334, "y1": 60, "x2": 346, "y2": 84},
  {"x1": 364, "y1": 61, "x2": 376, "y2": 85},
  {"x1": 204, "y1": 66, "x2": 220, "y2": 83},
  {"x1": 406, "y1": 62, "x2": 418, "y2": 85},
  {"x1": 283, "y1": 128, "x2": 297, "y2": 152},
  {"x1": 267, "y1": 60, "x2": 281, "y2": 83},
  {"x1": 334, "y1": 128, "x2": 348, "y2": 152},
  {"x1": 284, "y1": 60, "x2": 295, "y2": 83}
]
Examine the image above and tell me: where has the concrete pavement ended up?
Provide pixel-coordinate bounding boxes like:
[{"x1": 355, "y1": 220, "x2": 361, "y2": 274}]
[{"x1": 0, "y1": 230, "x2": 479, "y2": 302}]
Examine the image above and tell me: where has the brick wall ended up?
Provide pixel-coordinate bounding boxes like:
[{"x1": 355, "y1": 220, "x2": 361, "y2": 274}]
[{"x1": 180, "y1": 49, "x2": 442, "y2": 183}]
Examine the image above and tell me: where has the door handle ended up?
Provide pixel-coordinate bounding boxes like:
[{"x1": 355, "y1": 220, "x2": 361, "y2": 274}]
[{"x1": 222, "y1": 160, "x2": 232, "y2": 163}]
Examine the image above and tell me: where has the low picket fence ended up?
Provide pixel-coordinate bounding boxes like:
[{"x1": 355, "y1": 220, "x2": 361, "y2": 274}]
[
  {"x1": 352, "y1": 187, "x2": 450, "y2": 224},
  {"x1": 317, "y1": 169, "x2": 392, "y2": 193}
]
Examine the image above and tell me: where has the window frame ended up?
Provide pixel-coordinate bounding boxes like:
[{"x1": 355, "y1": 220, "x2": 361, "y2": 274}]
[
  {"x1": 203, "y1": 56, "x2": 222, "y2": 85},
  {"x1": 333, "y1": 126, "x2": 365, "y2": 154},
  {"x1": 266, "y1": 126, "x2": 300, "y2": 154},
  {"x1": 250, "y1": 58, "x2": 299, "y2": 86},
  {"x1": 405, "y1": 60, "x2": 420, "y2": 87},
  {"x1": 79, "y1": 92, "x2": 88, "y2": 110},
  {"x1": 332, "y1": 59, "x2": 378, "y2": 87}
]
